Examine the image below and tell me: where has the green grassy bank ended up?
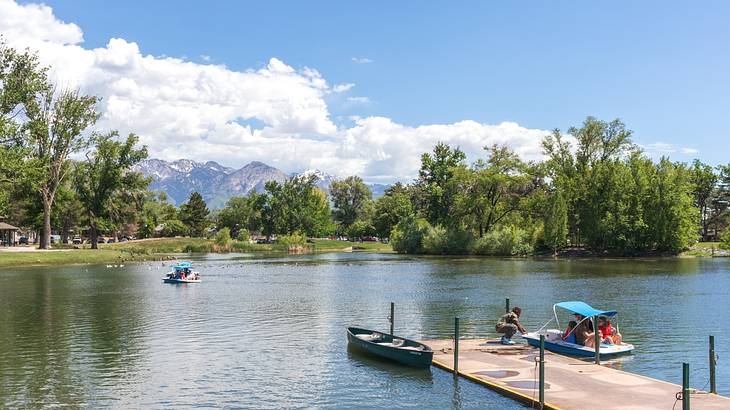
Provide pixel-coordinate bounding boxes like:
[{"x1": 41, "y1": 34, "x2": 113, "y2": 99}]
[{"x1": 0, "y1": 238, "x2": 393, "y2": 268}]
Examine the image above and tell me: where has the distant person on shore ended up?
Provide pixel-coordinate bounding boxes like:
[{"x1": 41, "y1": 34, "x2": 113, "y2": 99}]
[{"x1": 495, "y1": 307, "x2": 527, "y2": 345}]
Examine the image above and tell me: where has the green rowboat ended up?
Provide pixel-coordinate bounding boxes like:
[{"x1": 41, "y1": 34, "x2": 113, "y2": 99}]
[{"x1": 346, "y1": 327, "x2": 433, "y2": 368}]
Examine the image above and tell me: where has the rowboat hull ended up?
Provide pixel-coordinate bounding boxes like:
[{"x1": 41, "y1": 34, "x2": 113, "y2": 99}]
[
  {"x1": 346, "y1": 327, "x2": 433, "y2": 368},
  {"x1": 162, "y1": 278, "x2": 201, "y2": 284},
  {"x1": 522, "y1": 331, "x2": 634, "y2": 358}
]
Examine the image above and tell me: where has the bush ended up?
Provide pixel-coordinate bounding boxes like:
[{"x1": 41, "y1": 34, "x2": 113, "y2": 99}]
[
  {"x1": 390, "y1": 216, "x2": 431, "y2": 254},
  {"x1": 721, "y1": 230, "x2": 730, "y2": 251},
  {"x1": 236, "y1": 229, "x2": 250, "y2": 242},
  {"x1": 161, "y1": 219, "x2": 188, "y2": 237},
  {"x1": 214, "y1": 227, "x2": 232, "y2": 247},
  {"x1": 422, "y1": 226, "x2": 473, "y2": 255},
  {"x1": 277, "y1": 231, "x2": 308, "y2": 247},
  {"x1": 471, "y1": 226, "x2": 533, "y2": 256}
]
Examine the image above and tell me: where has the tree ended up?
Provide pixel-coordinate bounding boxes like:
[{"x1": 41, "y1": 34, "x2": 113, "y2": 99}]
[
  {"x1": 416, "y1": 142, "x2": 466, "y2": 225},
  {"x1": 74, "y1": 132, "x2": 148, "y2": 248},
  {"x1": 262, "y1": 175, "x2": 333, "y2": 237},
  {"x1": 24, "y1": 88, "x2": 100, "y2": 248},
  {"x1": 330, "y1": 176, "x2": 372, "y2": 230},
  {"x1": 543, "y1": 189, "x2": 568, "y2": 254},
  {"x1": 216, "y1": 195, "x2": 262, "y2": 237},
  {"x1": 690, "y1": 159, "x2": 718, "y2": 241},
  {"x1": 452, "y1": 145, "x2": 538, "y2": 237},
  {"x1": 180, "y1": 191, "x2": 210, "y2": 237},
  {"x1": 373, "y1": 185, "x2": 413, "y2": 238}
]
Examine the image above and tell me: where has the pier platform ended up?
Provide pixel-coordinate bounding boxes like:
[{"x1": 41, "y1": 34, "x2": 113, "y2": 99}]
[{"x1": 418, "y1": 338, "x2": 730, "y2": 410}]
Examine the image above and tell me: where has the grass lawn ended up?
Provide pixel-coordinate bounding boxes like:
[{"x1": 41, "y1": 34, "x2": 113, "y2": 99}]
[
  {"x1": 681, "y1": 241, "x2": 729, "y2": 257},
  {"x1": 0, "y1": 237, "x2": 393, "y2": 268},
  {"x1": 311, "y1": 239, "x2": 392, "y2": 252},
  {"x1": 0, "y1": 249, "x2": 152, "y2": 268}
]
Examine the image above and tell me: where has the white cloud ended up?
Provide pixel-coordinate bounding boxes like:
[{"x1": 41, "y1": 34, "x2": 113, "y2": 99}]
[
  {"x1": 332, "y1": 83, "x2": 355, "y2": 93},
  {"x1": 640, "y1": 142, "x2": 699, "y2": 158},
  {"x1": 200, "y1": 54, "x2": 211, "y2": 62},
  {"x1": 346, "y1": 96, "x2": 371, "y2": 104},
  {"x1": 0, "y1": 0, "x2": 554, "y2": 183},
  {"x1": 351, "y1": 57, "x2": 373, "y2": 64}
]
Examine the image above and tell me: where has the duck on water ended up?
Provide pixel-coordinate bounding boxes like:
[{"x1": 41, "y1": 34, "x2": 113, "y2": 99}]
[{"x1": 163, "y1": 261, "x2": 201, "y2": 283}]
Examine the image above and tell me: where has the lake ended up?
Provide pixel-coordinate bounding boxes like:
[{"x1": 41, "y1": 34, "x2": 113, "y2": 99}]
[{"x1": 1, "y1": 253, "x2": 728, "y2": 408}]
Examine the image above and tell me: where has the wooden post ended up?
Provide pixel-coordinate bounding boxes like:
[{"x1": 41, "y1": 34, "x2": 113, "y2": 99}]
[
  {"x1": 593, "y1": 316, "x2": 600, "y2": 365},
  {"x1": 710, "y1": 335, "x2": 717, "y2": 394},
  {"x1": 454, "y1": 317, "x2": 460, "y2": 377},
  {"x1": 389, "y1": 302, "x2": 394, "y2": 335},
  {"x1": 505, "y1": 298, "x2": 510, "y2": 313},
  {"x1": 539, "y1": 334, "x2": 545, "y2": 409},
  {"x1": 682, "y1": 362, "x2": 690, "y2": 410}
]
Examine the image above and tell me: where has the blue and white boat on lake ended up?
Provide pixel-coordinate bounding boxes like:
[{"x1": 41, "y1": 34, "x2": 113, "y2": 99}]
[
  {"x1": 521, "y1": 301, "x2": 634, "y2": 358},
  {"x1": 163, "y1": 261, "x2": 201, "y2": 283}
]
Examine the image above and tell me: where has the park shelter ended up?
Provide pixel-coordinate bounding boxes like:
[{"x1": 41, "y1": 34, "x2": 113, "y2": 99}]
[{"x1": 0, "y1": 221, "x2": 20, "y2": 246}]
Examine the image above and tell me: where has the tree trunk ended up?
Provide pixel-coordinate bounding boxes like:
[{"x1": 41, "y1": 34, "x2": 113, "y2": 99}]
[
  {"x1": 40, "y1": 199, "x2": 52, "y2": 249},
  {"x1": 90, "y1": 223, "x2": 98, "y2": 250},
  {"x1": 61, "y1": 219, "x2": 70, "y2": 244}
]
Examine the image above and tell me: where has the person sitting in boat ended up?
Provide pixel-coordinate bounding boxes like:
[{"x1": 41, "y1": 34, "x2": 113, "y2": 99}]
[
  {"x1": 598, "y1": 316, "x2": 622, "y2": 344},
  {"x1": 562, "y1": 320, "x2": 578, "y2": 344},
  {"x1": 495, "y1": 307, "x2": 527, "y2": 345},
  {"x1": 573, "y1": 314, "x2": 596, "y2": 347}
]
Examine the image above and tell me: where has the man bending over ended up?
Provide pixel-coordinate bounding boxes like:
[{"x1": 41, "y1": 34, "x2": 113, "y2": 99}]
[{"x1": 495, "y1": 307, "x2": 527, "y2": 345}]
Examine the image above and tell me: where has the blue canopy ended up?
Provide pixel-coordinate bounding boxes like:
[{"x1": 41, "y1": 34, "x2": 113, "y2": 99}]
[
  {"x1": 554, "y1": 301, "x2": 617, "y2": 318},
  {"x1": 173, "y1": 261, "x2": 192, "y2": 270}
]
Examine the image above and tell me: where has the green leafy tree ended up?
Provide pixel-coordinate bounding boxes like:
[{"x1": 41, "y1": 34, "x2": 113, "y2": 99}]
[
  {"x1": 330, "y1": 176, "x2": 372, "y2": 230},
  {"x1": 161, "y1": 219, "x2": 188, "y2": 237},
  {"x1": 689, "y1": 159, "x2": 719, "y2": 241},
  {"x1": 390, "y1": 215, "x2": 431, "y2": 254},
  {"x1": 452, "y1": 145, "x2": 538, "y2": 237},
  {"x1": 373, "y1": 184, "x2": 413, "y2": 238},
  {"x1": 543, "y1": 189, "x2": 568, "y2": 254},
  {"x1": 416, "y1": 142, "x2": 466, "y2": 225},
  {"x1": 180, "y1": 191, "x2": 210, "y2": 237},
  {"x1": 216, "y1": 195, "x2": 263, "y2": 237},
  {"x1": 261, "y1": 175, "x2": 332, "y2": 237},
  {"x1": 74, "y1": 132, "x2": 148, "y2": 248}
]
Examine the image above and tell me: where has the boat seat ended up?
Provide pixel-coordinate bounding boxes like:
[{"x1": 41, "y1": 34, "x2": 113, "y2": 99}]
[{"x1": 356, "y1": 333, "x2": 382, "y2": 342}]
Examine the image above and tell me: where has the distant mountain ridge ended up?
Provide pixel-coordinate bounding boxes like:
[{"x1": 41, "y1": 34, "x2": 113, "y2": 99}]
[{"x1": 133, "y1": 159, "x2": 388, "y2": 208}]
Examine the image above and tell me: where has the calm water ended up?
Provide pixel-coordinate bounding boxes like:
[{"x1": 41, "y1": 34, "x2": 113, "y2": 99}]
[{"x1": 1, "y1": 253, "x2": 729, "y2": 408}]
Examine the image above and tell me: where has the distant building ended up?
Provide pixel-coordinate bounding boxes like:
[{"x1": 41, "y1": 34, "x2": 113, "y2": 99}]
[{"x1": 0, "y1": 217, "x2": 20, "y2": 246}]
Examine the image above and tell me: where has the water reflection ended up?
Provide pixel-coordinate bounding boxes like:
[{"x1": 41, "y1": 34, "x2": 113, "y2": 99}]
[{"x1": 1, "y1": 254, "x2": 728, "y2": 408}]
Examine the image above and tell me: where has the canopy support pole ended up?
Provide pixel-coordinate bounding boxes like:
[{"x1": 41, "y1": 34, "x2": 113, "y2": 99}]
[{"x1": 593, "y1": 316, "x2": 600, "y2": 365}]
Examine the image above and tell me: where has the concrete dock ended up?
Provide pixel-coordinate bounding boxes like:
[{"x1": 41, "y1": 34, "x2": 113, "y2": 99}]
[{"x1": 418, "y1": 338, "x2": 730, "y2": 410}]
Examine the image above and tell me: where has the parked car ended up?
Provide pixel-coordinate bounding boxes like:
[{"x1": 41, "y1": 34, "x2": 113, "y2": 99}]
[
  {"x1": 107, "y1": 237, "x2": 116, "y2": 244},
  {"x1": 72, "y1": 236, "x2": 82, "y2": 245},
  {"x1": 97, "y1": 237, "x2": 106, "y2": 244},
  {"x1": 19, "y1": 236, "x2": 29, "y2": 245},
  {"x1": 362, "y1": 236, "x2": 378, "y2": 242}
]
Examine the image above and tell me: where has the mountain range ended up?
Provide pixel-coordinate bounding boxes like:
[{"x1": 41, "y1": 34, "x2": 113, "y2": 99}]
[{"x1": 132, "y1": 159, "x2": 388, "y2": 208}]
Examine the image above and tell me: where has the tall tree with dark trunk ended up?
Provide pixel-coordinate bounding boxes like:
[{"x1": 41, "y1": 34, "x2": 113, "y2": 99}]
[
  {"x1": 74, "y1": 132, "x2": 148, "y2": 249},
  {"x1": 25, "y1": 89, "x2": 100, "y2": 248}
]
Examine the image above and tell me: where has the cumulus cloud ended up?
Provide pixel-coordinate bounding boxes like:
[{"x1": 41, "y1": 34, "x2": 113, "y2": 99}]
[
  {"x1": 346, "y1": 96, "x2": 371, "y2": 104},
  {"x1": 0, "y1": 0, "x2": 553, "y2": 183},
  {"x1": 332, "y1": 83, "x2": 355, "y2": 93}
]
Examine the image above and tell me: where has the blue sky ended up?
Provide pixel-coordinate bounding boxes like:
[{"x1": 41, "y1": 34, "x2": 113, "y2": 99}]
[{"x1": 7, "y1": 0, "x2": 730, "y2": 178}]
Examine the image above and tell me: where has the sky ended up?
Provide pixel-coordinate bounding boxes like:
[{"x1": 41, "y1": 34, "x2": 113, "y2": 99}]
[{"x1": 2, "y1": 0, "x2": 729, "y2": 182}]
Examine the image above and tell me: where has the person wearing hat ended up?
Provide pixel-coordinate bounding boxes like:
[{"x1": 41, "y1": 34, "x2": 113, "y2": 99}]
[{"x1": 495, "y1": 307, "x2": 527, "y2": 345}]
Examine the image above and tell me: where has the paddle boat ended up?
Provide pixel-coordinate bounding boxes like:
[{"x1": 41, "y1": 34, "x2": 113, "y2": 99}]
[
  {"x1": 521, "y1": 301, "x2": 634, "y2": 358},
  {"x1": 347, "y1": 327, "x2": 433, "y2": 368},
  {"x1": 163, "y1": 261, "x2": 201, "y2": 283}
]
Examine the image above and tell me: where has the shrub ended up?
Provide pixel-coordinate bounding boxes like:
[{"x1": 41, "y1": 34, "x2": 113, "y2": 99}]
[
  {"x1": 214, "y1": 227, "x2": 232, "y2": 247},
  {"x1": 277, "y1": 231, "x2": 308, "y2": 247},
  {"x1": 422, "y1": 226, "x2": 473, "y2": 255},
  {"x1": 161, "y1": 219, "x2": 188, "y2": 237},
  {"x1": 721, "y1": 230, "x2": 730, "y2": 251},
  {"x1": 471, "y1": 226, "x2": 533, "y2": 256},
  {"x1": 236, "y1": 229, "x2": 250, "y2": 242},
  {"x1": 390, "y1": 216, "x2": 431, "y2": 254}
]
